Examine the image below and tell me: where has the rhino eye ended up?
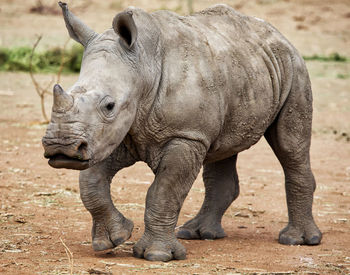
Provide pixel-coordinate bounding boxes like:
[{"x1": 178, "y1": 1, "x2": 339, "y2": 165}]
[
  {"x1": 106, "y1": 102, "x2": 115, "y2": 111},
  {"x1": 99, "y1": 96, "x2": 116, "y2": 119}
]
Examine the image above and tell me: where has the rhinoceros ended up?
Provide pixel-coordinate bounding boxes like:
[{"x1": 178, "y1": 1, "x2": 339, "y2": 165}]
[{"x1": 42, "y1": 1, "x2": 322, "y2": 261}]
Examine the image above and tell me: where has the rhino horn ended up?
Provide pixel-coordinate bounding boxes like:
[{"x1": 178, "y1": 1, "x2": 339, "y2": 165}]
[
  {"x1": 58, "y1": 1, "x2": 97, "y2": 47},
  {"x1": 52, "y1": 84, "x2": 74, "y2": 113}
]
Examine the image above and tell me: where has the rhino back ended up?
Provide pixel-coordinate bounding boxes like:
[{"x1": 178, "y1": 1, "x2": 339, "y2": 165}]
[{"x1": 140, "y1": 5, "x2": 304, "y2": 162}]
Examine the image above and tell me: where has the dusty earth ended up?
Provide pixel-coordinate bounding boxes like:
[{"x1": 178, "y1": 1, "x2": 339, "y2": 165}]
[{"x1": 0, "y1": 0, "x2": 349, "y2": 274}]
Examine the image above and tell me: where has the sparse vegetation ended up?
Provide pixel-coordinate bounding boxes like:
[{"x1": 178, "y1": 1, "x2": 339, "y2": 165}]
[
  {"x1": 336, "y1": 73, "x2": 349, "y2": 79},
  {"x1": 303, "y1": 52, "x2": 347, "y2": 62},
  {"x1": 0, "y1": 44, "x2": 83, "y2": 73},
  {"x1": 28, "y1": 36, "x2": 72, "y2": 123}
]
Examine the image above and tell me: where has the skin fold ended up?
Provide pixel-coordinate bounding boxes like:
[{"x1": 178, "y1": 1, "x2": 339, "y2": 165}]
[{"x1": 42, "y1": 2, "x2": 322, "y2": 261}]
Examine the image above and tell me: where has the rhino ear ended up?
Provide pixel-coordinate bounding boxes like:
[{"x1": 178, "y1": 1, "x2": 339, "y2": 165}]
[
  {"x1": 112, "y1": 11, "x2": 138, "y2": 49},
  {"x1": 58, "y1": 1, "x2": 97, "y2": 47}
]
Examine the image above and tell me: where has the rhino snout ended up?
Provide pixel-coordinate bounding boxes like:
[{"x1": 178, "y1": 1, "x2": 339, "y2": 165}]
[{"x1": 42, "y1": 137, "x2": 90, "y2": 170}]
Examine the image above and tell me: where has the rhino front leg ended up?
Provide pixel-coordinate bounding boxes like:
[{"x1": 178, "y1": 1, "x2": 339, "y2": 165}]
[
  {"x1": 133, "y1": 139, "x2": 207, "y2": 261},
  {"x1": 79, "y1": 147, "x2": 135, "y2": 251},
  {"x1": 177, "y1": 155, "x2": 239, "y2": 240}
]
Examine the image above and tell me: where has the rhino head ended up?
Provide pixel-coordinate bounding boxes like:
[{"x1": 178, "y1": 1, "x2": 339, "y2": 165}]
[{"x1": 42, "y1": 2, "x2": 159, "y2": 170}]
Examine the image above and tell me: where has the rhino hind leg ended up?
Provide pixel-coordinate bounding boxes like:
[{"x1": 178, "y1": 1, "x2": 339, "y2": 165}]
[
  {"x1": 177, "y1": 155, "x2": 239, "y2": 240},
  {"x1": 264, "y1": 79, "x2": 322, "y2": 245}
]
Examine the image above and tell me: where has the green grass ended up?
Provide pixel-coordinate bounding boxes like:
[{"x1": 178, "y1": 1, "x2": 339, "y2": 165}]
[
  {"x1": 0, "y1": 45, "x2": 83, "y2": 73},
  {"x1": 303, "y1": 53, "x2": 347, "y2": 62},
  {"x1": 336, "y1": 73, "x2": 349, "y2": 79}
]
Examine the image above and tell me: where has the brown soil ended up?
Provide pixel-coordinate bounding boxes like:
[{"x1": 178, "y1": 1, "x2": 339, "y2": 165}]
[{"x1": 0, "y1": 0, "x2": 349, "y2": 274}]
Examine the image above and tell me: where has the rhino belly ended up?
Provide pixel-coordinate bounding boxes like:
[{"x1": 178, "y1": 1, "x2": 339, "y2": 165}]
[{"x1": 204, "y1": 107, "x2": 274, "y2": 163}]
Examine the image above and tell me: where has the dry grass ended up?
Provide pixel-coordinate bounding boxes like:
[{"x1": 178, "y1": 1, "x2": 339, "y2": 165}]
[
  {"x1": 60, "y1": 237, "x2": 74, "y2": 275},
  {"x1": 29, "y1": 35, "x2": 69, "y2": 123}
]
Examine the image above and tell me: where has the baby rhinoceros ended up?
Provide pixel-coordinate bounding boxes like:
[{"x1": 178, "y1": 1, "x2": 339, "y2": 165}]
[{"x1": 42, "y1": 2, "x2": 322, "y2": 261}]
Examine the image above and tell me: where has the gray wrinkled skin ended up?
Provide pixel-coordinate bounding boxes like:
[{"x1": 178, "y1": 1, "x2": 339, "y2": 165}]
[{"x1": 42, "y1": 2, "x2": 322, "y2": 262}]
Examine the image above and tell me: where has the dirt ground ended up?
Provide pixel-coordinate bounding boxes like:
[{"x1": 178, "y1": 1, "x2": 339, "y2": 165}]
[{"x1": 0, "y1": 0, "x2": 349, "y2": 274}]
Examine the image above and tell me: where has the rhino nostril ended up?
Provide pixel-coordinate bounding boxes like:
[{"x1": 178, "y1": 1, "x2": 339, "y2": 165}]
[{"x1": 77, "y1": 141, "x2": 88, "y2": 155}]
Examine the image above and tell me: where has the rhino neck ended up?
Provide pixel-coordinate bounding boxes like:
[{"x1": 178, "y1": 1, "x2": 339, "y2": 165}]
[
  {"x1": 129, "y1": 55, "x2": 163, "y2": 140},
  {"x1": 128, "y1": 12, "x2": 164, "y2": 144}
]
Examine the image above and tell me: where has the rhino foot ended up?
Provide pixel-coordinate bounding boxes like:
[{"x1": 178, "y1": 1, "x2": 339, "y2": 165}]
[
  {"x1": 92, "y1": 215, "x2": 134, "y2": 251},
  {"x1": 278, "y1": 222, "x2": 322, "y2": 245},
  {"x1": 176, "y1": 216, "x2": 226, "y2": 240},
  {"x1": 133, "y1": 234, "x2": 186, "y2": 261}
]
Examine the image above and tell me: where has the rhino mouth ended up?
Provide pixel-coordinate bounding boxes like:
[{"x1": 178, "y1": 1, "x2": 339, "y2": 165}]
[{"x1": 47, "y1": 154, "x2": 90, "y2": 170}]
